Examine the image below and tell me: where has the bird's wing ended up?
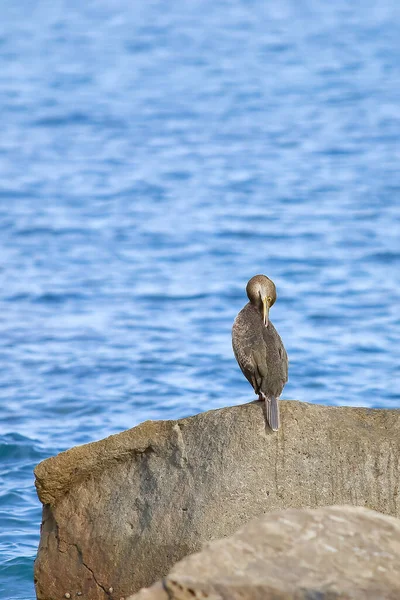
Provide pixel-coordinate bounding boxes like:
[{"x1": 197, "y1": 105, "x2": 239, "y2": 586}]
[
  {"x1": 261, "y1": 323, "x2": 288, "y2": 393},
  {"x1": 251, "y1": 346, "x2": 268, "y2": 376},
  {"x1": 280, "y1": 343, "x2": 289, "y2": 383},
  {"x1": 232, "y1": 312, "x2": 264, "y2": 392},
  {"x1": 232, "y1": 336, "x2": 259, "y2": 390},
  {"x1": 250, "y1": 346, "x2": 269, "y2": 391}
]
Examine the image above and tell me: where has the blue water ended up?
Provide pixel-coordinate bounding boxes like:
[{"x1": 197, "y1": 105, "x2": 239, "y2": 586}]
[{"x1": 1, "y1": 2, "x2": 400, "y2": 598}]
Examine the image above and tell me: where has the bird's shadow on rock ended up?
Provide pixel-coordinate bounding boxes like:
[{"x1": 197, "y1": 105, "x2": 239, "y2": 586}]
[{"x1": 249, "y1": 398, "x2": 275, "y2": 435}]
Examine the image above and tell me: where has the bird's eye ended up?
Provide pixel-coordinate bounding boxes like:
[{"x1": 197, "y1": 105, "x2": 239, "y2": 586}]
[{"x1": 267, "y1": 296, "x2": 272, "y2": 303}]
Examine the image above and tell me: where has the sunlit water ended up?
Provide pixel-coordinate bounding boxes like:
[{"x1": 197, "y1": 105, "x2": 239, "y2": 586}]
[{"x1": 1, "y1": 2, "x2": 400, "y2": 598}]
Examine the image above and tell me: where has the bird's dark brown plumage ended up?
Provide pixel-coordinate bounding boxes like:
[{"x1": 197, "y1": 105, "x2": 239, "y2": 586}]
[{"x1": 232, "y1": 274, "x2": 288, "y2": 430}]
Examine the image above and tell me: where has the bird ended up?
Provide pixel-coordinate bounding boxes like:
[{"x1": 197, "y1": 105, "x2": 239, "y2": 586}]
[{"x1": 232, "y1": 274, "x2": 288, "y2": 431}]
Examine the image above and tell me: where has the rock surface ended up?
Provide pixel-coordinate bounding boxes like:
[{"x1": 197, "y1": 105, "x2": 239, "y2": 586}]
[
  {"x1": 34, "y1": 400, "x2": 400, "y2": 600},
  {"x1": 129, "y1": 506, "x2": 400, "y2": 600}
]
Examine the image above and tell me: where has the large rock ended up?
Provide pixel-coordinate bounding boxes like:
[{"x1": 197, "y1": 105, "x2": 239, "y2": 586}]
[
  {"x1": 129, "y1": 506, "x2": 400, "y2": 600},
  {"x1": 34, "y1": 400, "x2": 400, "y2": 600}
]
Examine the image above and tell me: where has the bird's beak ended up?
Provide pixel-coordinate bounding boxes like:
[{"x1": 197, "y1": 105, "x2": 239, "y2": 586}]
[{"x1": 262, "y1": 297, "x2": 270, "y2": 327}]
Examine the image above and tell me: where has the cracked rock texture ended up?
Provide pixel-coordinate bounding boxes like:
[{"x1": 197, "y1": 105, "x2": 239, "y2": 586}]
[
  {"x1": 34, "y1": 400, "x2": 400, "y2": 599},
  {"x1": 128, "y1": 506, "x2": 400, "y2": 600}
]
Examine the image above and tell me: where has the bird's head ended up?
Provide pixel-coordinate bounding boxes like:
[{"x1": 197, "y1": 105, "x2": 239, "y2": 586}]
[{"x1": 246, "y1": 274, "x2": 276, "y2": 327}]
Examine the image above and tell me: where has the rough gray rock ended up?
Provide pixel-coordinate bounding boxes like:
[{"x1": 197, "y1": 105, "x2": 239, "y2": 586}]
[
  {"x1": 34, "y1": 400, "x2": 400, "y2": 600},
  {"x1": 129, "y1": 506, "x2": 400, "y2": 600}
]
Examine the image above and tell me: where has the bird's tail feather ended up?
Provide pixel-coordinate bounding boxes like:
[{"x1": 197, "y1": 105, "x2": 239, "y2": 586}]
[{"x1": 261, "y1": 394, "x2": 280, "y2": 431}]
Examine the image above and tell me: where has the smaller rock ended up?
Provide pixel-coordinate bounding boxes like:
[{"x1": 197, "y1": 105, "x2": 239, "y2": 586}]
[
  {"x1": 64, "y1": 594, "x2": 71, "y2": 599},
  {"x1": 130, "y1": 583, "x2": 167, "y2": 600},
  {"x1": 129, "y1": 506, "x2": 400, "y2": 600}
]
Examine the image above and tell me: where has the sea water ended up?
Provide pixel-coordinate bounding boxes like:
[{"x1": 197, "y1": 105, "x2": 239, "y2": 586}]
[{"x1": 0, "y1": 2, "x2": 399, "y2": 598}]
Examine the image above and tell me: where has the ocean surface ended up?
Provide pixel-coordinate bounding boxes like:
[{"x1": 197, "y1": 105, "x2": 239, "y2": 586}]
[{"x1": 1, "y1": 1, "x2": 400, "y2": 598}]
